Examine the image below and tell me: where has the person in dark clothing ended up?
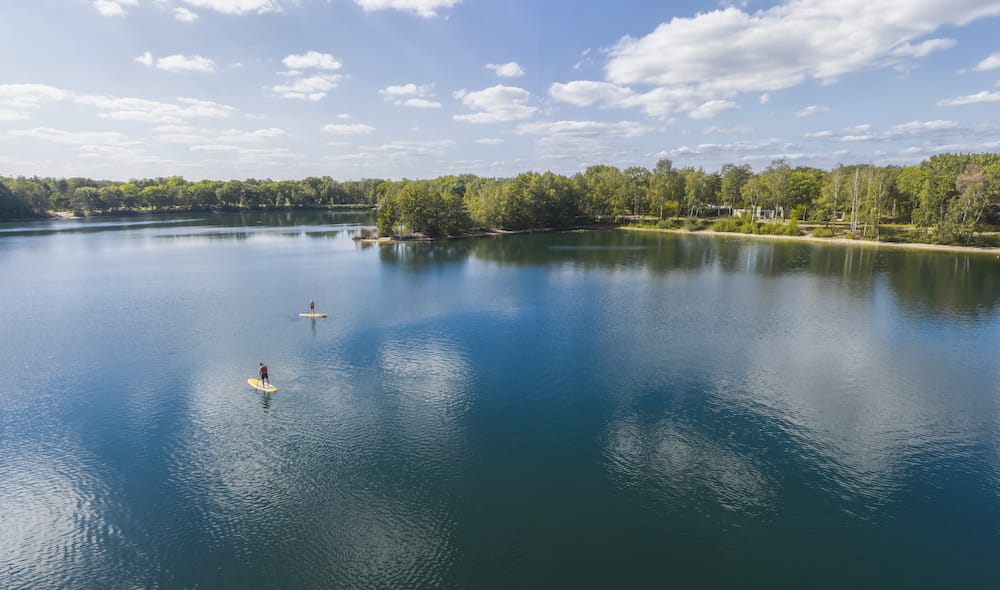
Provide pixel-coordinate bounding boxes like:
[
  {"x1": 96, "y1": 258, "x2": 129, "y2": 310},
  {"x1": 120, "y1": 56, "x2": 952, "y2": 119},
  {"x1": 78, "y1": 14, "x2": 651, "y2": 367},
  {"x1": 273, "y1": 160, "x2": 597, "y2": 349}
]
[{"x1": 259, "y1": 362, "x2": 269, "y2": 387}]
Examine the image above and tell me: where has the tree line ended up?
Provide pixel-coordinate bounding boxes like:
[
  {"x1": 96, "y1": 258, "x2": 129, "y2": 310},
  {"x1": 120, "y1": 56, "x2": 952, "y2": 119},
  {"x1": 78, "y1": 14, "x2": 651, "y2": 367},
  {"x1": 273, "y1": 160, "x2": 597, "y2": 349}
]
[
  {"x1": 0, "y1": 176, "x2": 381, "y2": 219},
  {"x1": 3, "y1": 152, "x2": 999, "y2": 245}
]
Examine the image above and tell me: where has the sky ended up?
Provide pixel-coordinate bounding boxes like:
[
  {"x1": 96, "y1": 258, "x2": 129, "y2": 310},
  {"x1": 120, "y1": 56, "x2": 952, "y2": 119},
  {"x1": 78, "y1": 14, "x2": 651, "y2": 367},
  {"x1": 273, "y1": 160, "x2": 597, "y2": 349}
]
[{"x1": 1, "y1": 0, "x2": 1000, "y2": 181}]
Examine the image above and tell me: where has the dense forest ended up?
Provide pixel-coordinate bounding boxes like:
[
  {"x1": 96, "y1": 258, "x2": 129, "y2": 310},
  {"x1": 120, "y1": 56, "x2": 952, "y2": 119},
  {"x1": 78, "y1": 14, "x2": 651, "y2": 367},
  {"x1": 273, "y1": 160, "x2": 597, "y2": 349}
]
[{"x1": 2, "y1": 152, "x2": 999, "y2": 245}]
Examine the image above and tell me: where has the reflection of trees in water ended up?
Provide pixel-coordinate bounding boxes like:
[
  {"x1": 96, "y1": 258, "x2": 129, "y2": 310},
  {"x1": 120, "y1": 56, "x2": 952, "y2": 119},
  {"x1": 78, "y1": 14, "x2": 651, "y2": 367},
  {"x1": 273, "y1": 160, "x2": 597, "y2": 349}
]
[
  {"x1": 886, "y1": 251, "x2": 1000, "y2": 318},
  {"x1": 376, "y1": 229, "x2": 1000, "y2": 318},
  {"x1": 378, "y1": 240, "x2": 475, "y2": 270},
  {"x1": 210, "y1": 209, "x2": 373, "y2": 228}
]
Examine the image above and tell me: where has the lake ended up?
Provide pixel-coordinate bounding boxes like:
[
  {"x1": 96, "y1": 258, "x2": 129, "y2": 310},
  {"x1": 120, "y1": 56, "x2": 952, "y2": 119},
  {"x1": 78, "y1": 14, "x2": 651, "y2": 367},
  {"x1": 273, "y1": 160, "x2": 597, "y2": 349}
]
[{"x1": 2, "y1": 211, "x2": 999, "y2": 588}]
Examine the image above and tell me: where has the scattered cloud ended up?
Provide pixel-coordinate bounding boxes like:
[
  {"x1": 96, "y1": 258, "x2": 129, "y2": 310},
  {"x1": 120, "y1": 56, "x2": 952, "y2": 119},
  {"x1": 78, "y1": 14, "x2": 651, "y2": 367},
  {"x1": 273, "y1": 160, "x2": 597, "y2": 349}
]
[
  {"x1": 180, "y1": 0, "x2": 282, "y2": 15},
  {"x1": 516, "y1": 120, "x2": 654, "y2": 142},
  {"x1": 322, "y1": 123, "x2": 376, "y2": 134},
  {"x1": 282, "y1": 51, "x2": 342, "y2": 71},
  {"x1": 174, "y1": 7, "x2": 200, "y2": 21},
  {"x1": 759, "y1": 93, "x2": 770, "y2": 105},
  {"x1": 379, "y1": 83, "x2": 442, "y2": 108},
  {"x1": 142, "y1": 54, "x2": 216, "y2": 74},
  {"x1": 0, "y1": 84, "x2": 69, "y2": 110},
  {"x1": 9, "y1": 127, "x2": 133, "y2": 146},
  {"x1": 486, "y1": 62, "x2": 525, "y2": 78},
  {"x1": 689, "y1": 99, "x2": 737, "y2": 119},
  {"x1": 352, "y1": 0, "x2": 460, "y2": 18},
  {"x1": 795, "y1": 105, "x2": 830, "y2": 117},
  {"x1": 704, "y1": 125, "x2": 753, "y2": 135},
  {"x1": 76, "y1": 95, "x2": 236, "y2": 123},
  {"x1": 403, "y1": 98, "x2": 442, "y2": 108},
  {"x1": 0, "y1": 109, "x2": 30, "y2": 121},
  {"x1": 189, "y1": 145, "x2": 300, "y2": 160},
  {"x1": 273, "y1": 74, "x2": 342, "y2": 100},
  {"x1": 937, "y1": 90, "x2": 1000, "y2": 106},
  {"x1": 549, "y1": 81, "x2": 636, "y2": 108},
  {"x1": 93, "y1": 0, "x2": 137, "y2": 17},
  {"x1": 971, "y1": 53, "x2": 1000, "y2": 72},
  {"x1": 218, "y1": 127, "x2": 287, "y2": 141},
  {"x1": 274, "y1": 51, "x2": 344, "y2": 100},
  {"x1": 549, "y1": 80, "x2": 729, "y2": 119},
  {"x1": 602, "y1": 1, "x2": 1000, "y2": 109},
  {"x1": 804, "y1": 120, "x2": 961, "y2": 142},
  {"x1": 151, "y1": 125, "x2": 287, "y2": 145},
  {"x1": 327, "y1": 139, "x2": 456, "y2": 170},
  {"x1": 890, "y1": 38, "x2": 956, "y2": 58},
  {"x1": 474, "y1": 138, "x2": 504, "y2": 145},
  {"x1": 453, "y1": 85, "x2": 537, "y2": 123}
]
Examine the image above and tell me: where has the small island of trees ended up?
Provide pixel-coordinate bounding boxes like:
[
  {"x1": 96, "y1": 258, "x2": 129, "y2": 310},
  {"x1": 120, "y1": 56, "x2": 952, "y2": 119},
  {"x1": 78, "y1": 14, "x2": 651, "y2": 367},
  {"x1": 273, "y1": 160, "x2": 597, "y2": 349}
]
[{"x1": 2, "y1": 152, "x2": 998, "y2": 247}]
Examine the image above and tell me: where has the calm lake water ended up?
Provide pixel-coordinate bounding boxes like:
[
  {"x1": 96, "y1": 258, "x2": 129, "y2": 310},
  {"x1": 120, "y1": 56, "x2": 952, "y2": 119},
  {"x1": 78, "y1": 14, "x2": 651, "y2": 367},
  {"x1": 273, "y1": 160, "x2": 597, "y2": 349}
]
[{"x1": 2, "y1": 211, "x2": 1000, "y2": 588}]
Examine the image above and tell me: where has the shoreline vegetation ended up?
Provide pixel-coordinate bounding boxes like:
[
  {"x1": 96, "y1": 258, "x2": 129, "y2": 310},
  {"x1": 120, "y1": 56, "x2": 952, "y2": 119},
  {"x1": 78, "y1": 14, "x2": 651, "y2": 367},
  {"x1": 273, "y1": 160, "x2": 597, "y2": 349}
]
[{"x1": 3, "y1": 152, "x2": 1000, "y2": 253}]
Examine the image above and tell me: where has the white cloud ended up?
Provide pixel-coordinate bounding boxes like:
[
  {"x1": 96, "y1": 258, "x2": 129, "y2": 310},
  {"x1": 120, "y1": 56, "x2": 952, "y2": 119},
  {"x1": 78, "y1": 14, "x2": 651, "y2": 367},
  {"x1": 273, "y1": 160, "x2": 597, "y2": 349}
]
[
  {"x1": 353, "y1": 0, "x2": 460, "y2": 18},
  {"x1": 189, "y1": 145, "x2": 300, "y2": 160},
  {"x1": 135, "y1": 52, "x2": 154, "y2": 67},
  {"x1": 486, "y1": 62, "x2": 525, "y2": 78},
  {"x1": 272, "y1": 74, "x2": 342, "y2": 100},
  {"x1": 689, "y1": 99, "x2": 737, "y2": 120},
  {"x1": 453, "y1": 85, "x2": 537, "y2": 124},
  {"x1": 174, "y1": 7, "x2": 200, "y2": 21},
  {"x1": 9, "y1": 127, "x2": 132, "y2": 146},
  {"x1": 152, "y1": 126, "x2": 287, "y2": 145},
  {"x1": 891, "y1": 38, "x2": 956, "y2": 58},
  {"x1": 805, "y1": 120, "x2": 961, "y2": 142},
  {"x1": 972, "y1": 53, "x2": 1000, "y2": 72},
  {"x1": 403, "y1": 98, "x2": 442, "y2": 108},
  {"x1": 0, "y1": 84, "x2": 69, "y2": 109},
  {"x1": 322, "y1": 123, "x2": 376, "y2": 134},
  {"x1": 218, "y1": 127, "x2": 287, "y2": 141},
  {"x1": 381, "y1": 83, "x2": 431, "y2": 98},
  {"x1": 604, "y1": 1, "x2": 1000, "y2": 100},
  {"x1": 0, "y1": 109, "x2": 29, "y2": 121},
  {"x1": 379, "y1": 83, "x2": 440, "y2": 107},
  {"x1": 180, "y1": 0, "x2": 282, "y2": 15},
  {"x1": 156, "y1": 133, "x2": 209, "y2": 144},
  {"x1": 474, "y1": 138, "x2": 504, "y2": 145},
  {"x1": 937, "y1": 90, "x2": 1000, "y2": 106},
  {"x1": 153, "y1": 54, "x2": 216, "y2": 74},
  {"x1": 282, "y1": 51, "x2": 342, "y2": 71},
  {"x1": 76, "y1": 95, "x2": 235, "y2": 123},
  {"x1": 704, "y1": 125, "x2": 753, "y2": 135},
  {"x1": 327, "y1": 140, "x2": 456, "y2": 170},
  {"x1": 549, "y1": 79, "x2": 728, "y2": 119},
  {"x1": 275, "y1": 52, "x2": 344, "y2": 101},
  {"x1": 795, "y1": 105, "x2": 830, "y2": 117},
  {"x1": 759, "y1": 93, "x2": 770, "y2": 105},
  {"x1": 887, "y1": 120, "x2": 959, "y2": 134},
  {"x1": 93, "y1": 0, "x2": 137, "y2": 17},
  {"x1": 516, "y1": 120, "x2": 653, "y2": 140},
  {"x1": 549, "y1": 81, "x2": 636, "y2": 108}
]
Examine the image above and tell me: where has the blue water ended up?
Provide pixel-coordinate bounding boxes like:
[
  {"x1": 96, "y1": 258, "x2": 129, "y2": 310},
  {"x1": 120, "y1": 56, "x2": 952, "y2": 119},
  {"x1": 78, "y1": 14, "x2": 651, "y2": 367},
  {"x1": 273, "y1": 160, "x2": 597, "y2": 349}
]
[{"x1": 2, "y1": 212, "x2": 999, "y2": 588}]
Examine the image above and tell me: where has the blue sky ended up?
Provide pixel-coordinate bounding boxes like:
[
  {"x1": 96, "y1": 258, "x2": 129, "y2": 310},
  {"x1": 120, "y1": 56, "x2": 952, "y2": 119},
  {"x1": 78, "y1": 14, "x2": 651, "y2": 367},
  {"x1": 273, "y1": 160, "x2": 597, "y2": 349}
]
[{"x1": 2, "y1": 0, "x2": 1000, "y2": 181}]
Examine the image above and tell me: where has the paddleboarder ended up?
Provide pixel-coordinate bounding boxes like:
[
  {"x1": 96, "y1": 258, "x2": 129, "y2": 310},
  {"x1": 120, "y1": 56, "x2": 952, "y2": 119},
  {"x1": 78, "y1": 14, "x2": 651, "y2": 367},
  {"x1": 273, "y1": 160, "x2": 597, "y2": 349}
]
[
  {"x1": 259, "y1": 362, "x2": 269, "y2": 387},
  {"x1": 309, "y1": 299, "x2": 315, "y2": 315}
]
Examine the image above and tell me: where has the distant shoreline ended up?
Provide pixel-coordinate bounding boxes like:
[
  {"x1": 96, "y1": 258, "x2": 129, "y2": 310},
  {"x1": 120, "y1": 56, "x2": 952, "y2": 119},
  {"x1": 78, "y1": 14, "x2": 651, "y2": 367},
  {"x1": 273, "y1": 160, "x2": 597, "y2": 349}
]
[{"x1": 623, "y1": 226, "x2": 1000, "y2": 256}]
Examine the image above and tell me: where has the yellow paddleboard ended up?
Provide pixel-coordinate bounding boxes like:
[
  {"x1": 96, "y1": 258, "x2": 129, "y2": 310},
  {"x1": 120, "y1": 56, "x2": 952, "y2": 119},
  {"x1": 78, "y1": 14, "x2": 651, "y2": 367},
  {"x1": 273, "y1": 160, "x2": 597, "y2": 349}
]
[
  {"x1": 248, "y1": 378, "x2": 278, "y2": 392},
  {"x1": 298, "y1": 313, "x2": 327, "y2": 318}
]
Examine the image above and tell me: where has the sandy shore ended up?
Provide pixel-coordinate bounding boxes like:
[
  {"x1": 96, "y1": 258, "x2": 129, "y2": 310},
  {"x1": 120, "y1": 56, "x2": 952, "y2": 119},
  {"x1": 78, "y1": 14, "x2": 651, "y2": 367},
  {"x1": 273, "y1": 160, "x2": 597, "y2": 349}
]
[{"x1": 622, "y1": 226, "x2": 1000, "y2": 256}]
